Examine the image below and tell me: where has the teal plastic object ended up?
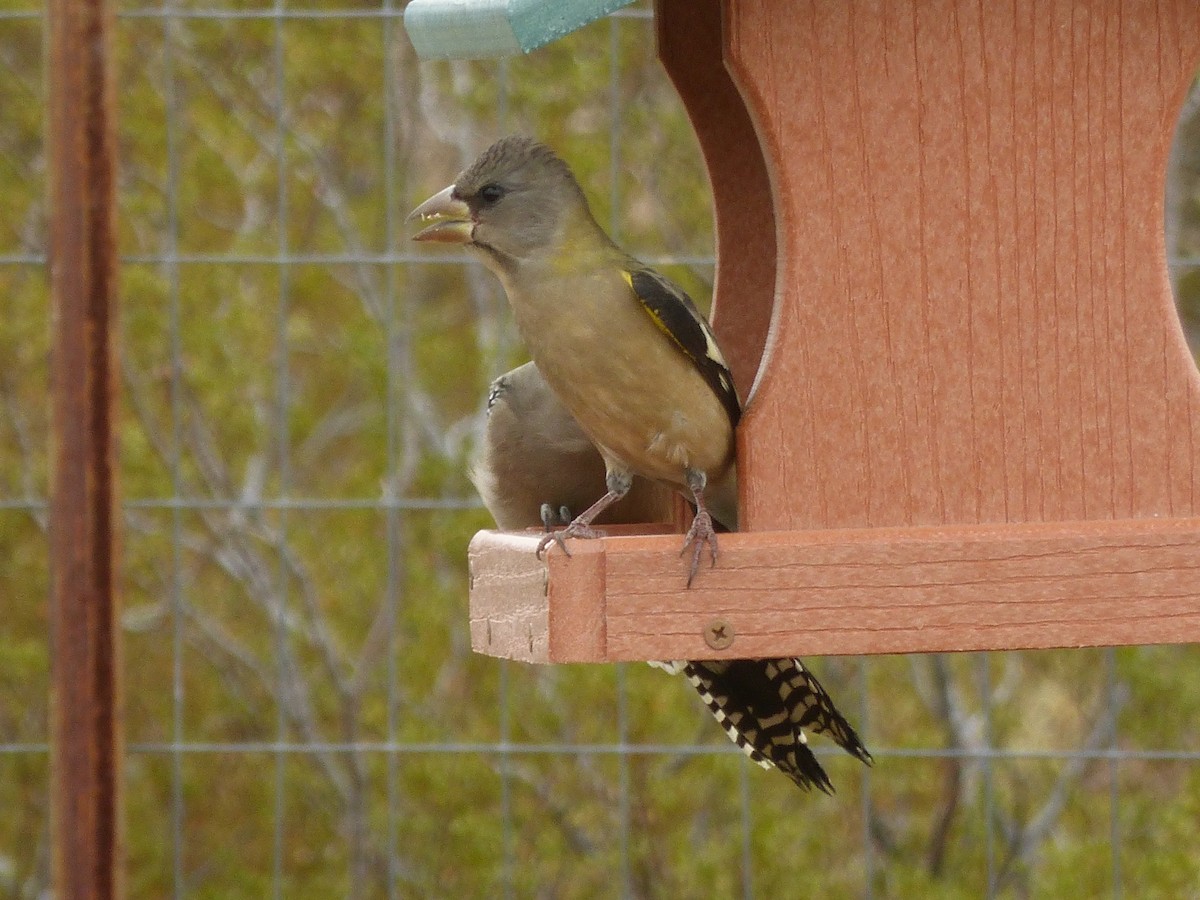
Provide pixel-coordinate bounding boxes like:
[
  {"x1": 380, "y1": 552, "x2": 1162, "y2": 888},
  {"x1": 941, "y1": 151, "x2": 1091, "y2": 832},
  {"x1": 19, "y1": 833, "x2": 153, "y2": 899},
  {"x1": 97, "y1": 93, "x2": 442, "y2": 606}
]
[{"x1": 404, "y1": 0, "x2": 637, "y2": 60}]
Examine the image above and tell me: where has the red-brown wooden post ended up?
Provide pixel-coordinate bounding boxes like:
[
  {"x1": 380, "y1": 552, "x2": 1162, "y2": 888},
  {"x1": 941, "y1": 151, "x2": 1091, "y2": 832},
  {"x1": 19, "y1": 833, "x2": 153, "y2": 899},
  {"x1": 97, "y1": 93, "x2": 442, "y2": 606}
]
[
  {"x1": 468, "y1": 0, "x2": 1200, "y2": 664},
  {"x1": 48, "y1": 0, "x2": 123, "y2": 892}
]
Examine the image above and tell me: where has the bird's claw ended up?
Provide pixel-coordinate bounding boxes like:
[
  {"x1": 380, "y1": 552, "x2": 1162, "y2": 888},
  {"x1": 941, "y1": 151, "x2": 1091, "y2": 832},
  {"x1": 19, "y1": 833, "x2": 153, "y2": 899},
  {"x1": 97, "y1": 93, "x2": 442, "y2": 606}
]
[
  {"x1": 540, "y1": 503, "x2": 576, "y2": 531},
  {"x1": 536, "y1": 520, "x2": 603, "y2": 560},
  {"x1": 536, "y1": 530, "x2": 570, "y2": 559},
  {"x1": 681, "y1": 509, "x2": 718, "y2": 587}
]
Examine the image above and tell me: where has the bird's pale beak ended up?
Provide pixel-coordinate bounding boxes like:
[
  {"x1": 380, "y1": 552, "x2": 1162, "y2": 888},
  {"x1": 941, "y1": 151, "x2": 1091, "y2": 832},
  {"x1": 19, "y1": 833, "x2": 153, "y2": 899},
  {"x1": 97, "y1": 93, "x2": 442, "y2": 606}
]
[{"x1": 407, "y1": 184, "x2": 473, "y2": 243}]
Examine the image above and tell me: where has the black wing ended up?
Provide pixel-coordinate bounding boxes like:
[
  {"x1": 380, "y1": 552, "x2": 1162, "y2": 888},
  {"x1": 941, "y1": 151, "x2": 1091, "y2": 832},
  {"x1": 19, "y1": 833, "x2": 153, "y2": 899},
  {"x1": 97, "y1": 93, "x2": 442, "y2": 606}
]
[{"x1": 624, "y1": 267, "x2": 742, "y2": 429}]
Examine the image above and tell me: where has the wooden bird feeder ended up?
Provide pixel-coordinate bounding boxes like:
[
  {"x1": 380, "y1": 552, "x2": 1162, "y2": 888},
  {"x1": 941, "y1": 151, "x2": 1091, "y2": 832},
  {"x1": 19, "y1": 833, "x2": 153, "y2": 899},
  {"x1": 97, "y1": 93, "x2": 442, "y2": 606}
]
[{"x1": 422, "y1": 0, "x2": 1200, "y2": 664}]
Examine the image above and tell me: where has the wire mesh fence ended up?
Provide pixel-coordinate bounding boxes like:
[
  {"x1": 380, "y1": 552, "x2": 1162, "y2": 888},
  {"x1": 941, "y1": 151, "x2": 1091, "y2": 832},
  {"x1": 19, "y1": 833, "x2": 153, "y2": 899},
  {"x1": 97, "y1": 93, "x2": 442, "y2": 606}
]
[{"x1": 3, "y1": 1, "x2": 1200, "y2": 897}]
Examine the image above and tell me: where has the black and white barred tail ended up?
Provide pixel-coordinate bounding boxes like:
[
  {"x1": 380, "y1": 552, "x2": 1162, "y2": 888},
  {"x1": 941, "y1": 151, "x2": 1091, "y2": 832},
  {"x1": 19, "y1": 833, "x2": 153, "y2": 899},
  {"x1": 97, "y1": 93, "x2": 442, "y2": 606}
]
[{"x1": 654, "y1": 657, "x2": 873, "y2": 793}]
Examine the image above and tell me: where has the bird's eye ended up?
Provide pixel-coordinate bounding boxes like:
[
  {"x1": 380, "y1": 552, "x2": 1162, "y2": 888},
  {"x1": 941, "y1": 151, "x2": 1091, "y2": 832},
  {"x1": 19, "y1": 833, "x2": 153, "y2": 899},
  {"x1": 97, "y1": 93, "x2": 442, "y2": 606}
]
[{"x1": 478, "y1": 183, "x2": 505, "y2": 204}]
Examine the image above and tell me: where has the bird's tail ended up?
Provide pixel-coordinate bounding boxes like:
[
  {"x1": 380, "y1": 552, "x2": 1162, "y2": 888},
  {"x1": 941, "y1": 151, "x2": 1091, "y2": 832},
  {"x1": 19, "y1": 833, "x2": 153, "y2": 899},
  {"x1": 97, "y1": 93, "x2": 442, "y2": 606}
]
[
  {"x1": 769, "y1": 658, "x2": 873, "y2": 767},
  {"x1": 671, "y1": 657, "x2": 872, "y2": 793}
]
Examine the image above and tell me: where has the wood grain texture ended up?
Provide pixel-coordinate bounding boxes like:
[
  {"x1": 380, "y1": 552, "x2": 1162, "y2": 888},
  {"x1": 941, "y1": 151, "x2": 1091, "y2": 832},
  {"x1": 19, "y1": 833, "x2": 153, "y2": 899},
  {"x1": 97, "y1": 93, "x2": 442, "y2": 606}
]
[
  {"x1": 48, "y1": 0, "x2": 122, "y2": 892},
  {"x1": 470, "y1": 521, "x2": 1200, "y2": 662},
  {"x1": 725, "y1": 0, "x2": 1200, "y2": 532},
  {"x1": 469, "y1": 531, "x2": 554, "y2": 662},
  {"x1": 469, "y1": 525, "x2": 674, "y2": 662}
]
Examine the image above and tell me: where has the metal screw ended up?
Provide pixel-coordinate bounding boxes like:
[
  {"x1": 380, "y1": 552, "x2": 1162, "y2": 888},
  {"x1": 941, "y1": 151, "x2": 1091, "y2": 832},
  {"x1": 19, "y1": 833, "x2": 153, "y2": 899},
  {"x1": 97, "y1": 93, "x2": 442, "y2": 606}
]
[{"x1": 703, "y1": 618, "x2": 734, "y2": 651}]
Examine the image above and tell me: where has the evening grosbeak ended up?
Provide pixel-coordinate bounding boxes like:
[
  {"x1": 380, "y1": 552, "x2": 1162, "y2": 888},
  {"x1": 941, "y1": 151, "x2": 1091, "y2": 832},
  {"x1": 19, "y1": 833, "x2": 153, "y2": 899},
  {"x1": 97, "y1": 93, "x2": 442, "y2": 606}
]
[
  {"x1": 470, "y1": 361, "x2": 873, "y2": 793},
  {"x1": 410, "y1": 135, "x2": 736, "y2": 585},
  {"x1": 471, "y1": 361, "x2": 672, "y2": 531}
]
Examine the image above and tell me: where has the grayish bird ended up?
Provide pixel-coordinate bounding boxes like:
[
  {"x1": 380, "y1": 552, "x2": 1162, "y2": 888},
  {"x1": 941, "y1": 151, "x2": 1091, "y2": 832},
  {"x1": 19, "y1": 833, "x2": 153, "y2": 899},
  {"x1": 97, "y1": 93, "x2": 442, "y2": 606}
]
[{"x1": 471, "y1": 361, "x2": 672, "y2": 532}]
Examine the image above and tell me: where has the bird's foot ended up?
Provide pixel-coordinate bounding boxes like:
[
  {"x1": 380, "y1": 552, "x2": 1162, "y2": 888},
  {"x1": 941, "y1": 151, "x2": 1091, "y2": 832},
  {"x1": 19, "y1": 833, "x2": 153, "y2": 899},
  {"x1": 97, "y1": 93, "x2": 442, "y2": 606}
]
[
  {"x1": 681, "y1": 507, "x2": 718, "y2": 587},
  {"x1": 536, "y1": 519, "x2": 603, "y2": 559},
  {"x1": 539, "y1": 503, "x2": 573, "y2": 530}
]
